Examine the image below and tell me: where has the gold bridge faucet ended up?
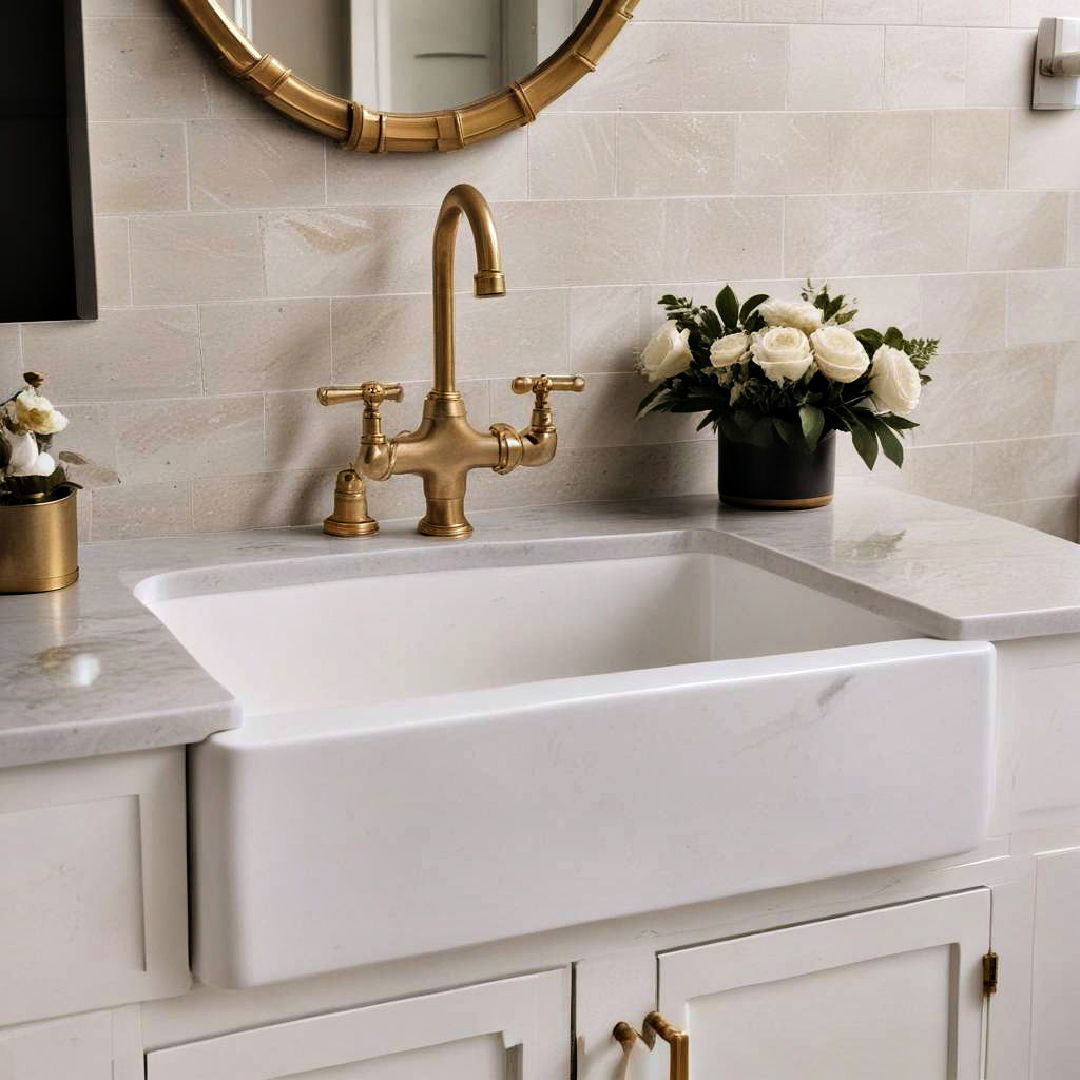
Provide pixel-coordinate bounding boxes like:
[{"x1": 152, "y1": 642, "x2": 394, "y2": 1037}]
[{"x1": 317, "y1": 184, "x2": 585, "y2": 540}]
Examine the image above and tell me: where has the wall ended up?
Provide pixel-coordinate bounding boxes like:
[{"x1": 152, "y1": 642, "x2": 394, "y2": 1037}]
[{"x1": 8, "y1": 0, "x2": 1080, "y2": 540}]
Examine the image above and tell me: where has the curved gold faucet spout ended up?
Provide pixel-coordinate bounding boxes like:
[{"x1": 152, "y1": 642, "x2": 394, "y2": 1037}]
[{"x1": 433, "y1": 184, "x2": 505, "y2": 395}]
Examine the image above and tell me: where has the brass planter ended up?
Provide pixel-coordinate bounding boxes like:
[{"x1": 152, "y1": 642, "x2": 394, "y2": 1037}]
[{"x1": 0, "y1": 486, "x2": 79, "y2": 593}]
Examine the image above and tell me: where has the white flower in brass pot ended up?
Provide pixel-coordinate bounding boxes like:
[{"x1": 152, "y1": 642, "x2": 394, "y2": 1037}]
[
  {"x1": 14, "y1": 387, "x2": 68, "y2": 436},
  {"x1": 869, "y1": 345, "x2": 923, "y2": 415},
  {"x1": 751, "y1": 327, "x2": 814, "y2": 384},
  {"x1": 638, "y1": 321, "x2": 693, "y2": 383},
  {"x1": 810, "y1": 326, "x2": 870, "y2": 384}
]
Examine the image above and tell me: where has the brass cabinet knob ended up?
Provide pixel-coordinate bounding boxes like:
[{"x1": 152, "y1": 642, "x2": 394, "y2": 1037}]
[{"x1": 612, "y1": 1013, "x2": 689, "y2": 1080}]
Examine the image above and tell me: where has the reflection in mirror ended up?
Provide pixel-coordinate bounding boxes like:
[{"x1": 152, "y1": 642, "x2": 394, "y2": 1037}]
[{"x1": 228, "y1": 0, "x2": 585, "y2": 113}]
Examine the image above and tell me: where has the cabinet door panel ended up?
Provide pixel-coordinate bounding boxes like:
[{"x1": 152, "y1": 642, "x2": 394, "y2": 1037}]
[
  {"x1": 658, "y1": 890, "x2": 990, "y2": 1080},
  {"x1": 146, "y1": 969, "x2": 569, "y2": 1080}
]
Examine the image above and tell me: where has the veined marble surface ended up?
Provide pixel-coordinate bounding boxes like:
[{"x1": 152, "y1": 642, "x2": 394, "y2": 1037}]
[{"x1": 3, "y1": 480, "x2": 1079, "y2": 769}]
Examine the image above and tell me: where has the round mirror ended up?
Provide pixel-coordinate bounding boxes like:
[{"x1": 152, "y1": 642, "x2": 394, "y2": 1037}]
[{"x1": 173, "y1": 0, "x2": 637, "y2": 153}]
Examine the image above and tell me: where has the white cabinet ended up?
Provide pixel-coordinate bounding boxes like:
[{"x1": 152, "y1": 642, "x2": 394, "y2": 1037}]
[
  {"x1": 145, "y1": 969, "x2": 571, "y2": 1080},
  {"x1": 620, "y1": 891, "x2": 991, "y2": 1079},
  {"x1": 1031, "y1": 847, "x2": 1080, "y2": 1079},
  {"x1": 0, "y1": 1008, "x2": 141, "y2": 1080},
  {"x1": 0, "y1": 750, "x2": 189, "y2": 1026}
]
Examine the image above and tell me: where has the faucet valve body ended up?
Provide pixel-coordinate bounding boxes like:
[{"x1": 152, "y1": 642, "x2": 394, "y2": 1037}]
[{"x1": 323, "y1": 468, "x2": 379, "y2": 538}]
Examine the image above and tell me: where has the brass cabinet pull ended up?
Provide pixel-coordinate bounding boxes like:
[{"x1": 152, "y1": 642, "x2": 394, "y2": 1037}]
[{"x1": 612, "y1": 1013, "x2": 689, "y2": 1080}]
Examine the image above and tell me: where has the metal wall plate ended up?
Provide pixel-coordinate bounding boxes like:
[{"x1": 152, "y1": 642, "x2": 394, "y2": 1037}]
[{"x1": 1034, "y1": 17, "x2": 1080, "y2": 110}]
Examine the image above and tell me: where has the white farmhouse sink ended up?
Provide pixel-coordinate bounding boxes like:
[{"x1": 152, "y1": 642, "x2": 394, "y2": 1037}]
[{"x1": 138, "y1": 541, "x2": 995, "y2": 988}]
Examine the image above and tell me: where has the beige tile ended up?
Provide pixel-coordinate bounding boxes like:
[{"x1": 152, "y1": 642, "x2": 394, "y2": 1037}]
[
  {"x1": 837, "y1": 439, "x2": 976, "y2": 506},
  {"x1": 827, "y1": 113, "x2": 931, "y2": 193},
  {"x1": 469, "y1": 439, "x2": 716, "y2": 511},
  {"x1": 192, "y1": 468, "x2": 339, "y2": 532},
  {"x1": 84, "y1": 0, "x2": 137, "y2": 13},
  {"x1": 969, "y1": 192, "x2": 1067, "y2": 271},
  {"x1": 491, "y1": 371, "x2": 706, "y2": 449},
  {"x1": 919, "y1": 0, "x2": 1009, "y2": 24},
  {"x1": 973, "y1": 435, "x2": 1079, "y2": 502},
  {"x1": 918, "y1": 273, "x2": 1007, "y2": 352},
  {"x1": 930, "y1": 110, "x2": 1008, "y2": 190},
  {"x1": 571, "y1": 286, "x2": 642, "y2": 373},
  {"x1": 22, "y1": 308, "x2": 200, "y2": 401},
  {"x1": 735, "y1": 114, "x2": 833, "y2": 196},
  {"x1": 93, "y1": 216, "x2": 132, "y2": 307},
  {"x1": 985, "y1": 496, "x2": 1079, "y2": 541},
  {"x1": 0, "y1": 326, "x2": 20, "y2": 387},
  {"x1": 332, "y1": 288, "x2": 568, "y2": 384},
  {"x1": 788, "y1": 26, "x2": 883, "y2": 111},
  {"x1": 206, "y1": 72, "x2": 271, "y2": 120},
  {"x1": 824, "y1": 0, "x2": 916, "y2": 21},
  {"x1": 617, "y1": 114, "x2": 735, "y2": 198},
  {"x1": 529, "y1": 116, "x2": 616, "y2": 199},
  {"x1": 825, "y1": 276, "x2": 924, "y2": 333},
  {"x1": 1008, "y1": 109, "x2": 1080, "y2": 191},
  {"x1": 52, "y1": 404, "x2": 119, "y2": 477},
  {"x1": 90, "y1": 121, "x2": 188, "y2": 213},
  {"x1": 189, "y1": 118, "x2": 326, "y2": 210},
  {"x1": 328, "y1": 133, "x2": 527, "y2": 208},
  {"x1": 744, "y1": 0, "x2": 822, "y2": 18},
  {"x1": 636, "y1": 0, "x2": 741, "y2": 16},
  {"x1": 84, "y1": 17, "x2": 210, "y2": 120},
  {"x1": 1011, "y1": 0, "x2": 1080, "y2": 28},
  {"x1": 114, "y1": 394, "x2": 265, "y2": 482},
  {"x1": 556, "y1": 22, "x2": 788, "y2": 112},
  {"x1": 911, "y1": 346, "x2": 1058, "y2": 444},
  {"x1": 263, "y1": 207, "x2": 433, "y2": 298},
  {"x1": 492, "y1": 200, "x2": 666, "y2": 288},
  {"x1": 1068, "y1": 192, "x2": 1080, "y2": 266},
  {"x1": 1007, "y1": 270, "x2": 1080, "y2": 345},
  {"x1": 265, "y1": 380, "x2": 490, "y2": 471},
  {"x1": 1053, "y1": 344, "x2": 1080, "y2": 433},
  {"x1": 200, "y1": 299, "x2": 332, "y2": 394},
  {"x1": 784, "y1": 193, "x2": 970, "y2": 277},
  {"x1": 663, "y1": 198, "x2": 784, "y2": 282},
  {"x1": 885, "y1": 26, "x2": 966, "y2": 109},
  {"x1": 130, "y1": 213, "x2": 265, "y2": 304},
  {"x1": 92, "y1": 481, "x2": 193, "y2": 540},
  {"x1": 965, "y1": 28, "x2": 1035, "y2": 106}
]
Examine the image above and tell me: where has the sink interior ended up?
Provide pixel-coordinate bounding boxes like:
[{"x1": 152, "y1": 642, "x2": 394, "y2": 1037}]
[{"x1": 142, "y1": 551, "x2": 913, "y2": 717}]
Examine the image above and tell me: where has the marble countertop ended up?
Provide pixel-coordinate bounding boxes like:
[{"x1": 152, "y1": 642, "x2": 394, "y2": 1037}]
[{"x1": 3, "y1": 481, "x2": 1079, "y2": 770}]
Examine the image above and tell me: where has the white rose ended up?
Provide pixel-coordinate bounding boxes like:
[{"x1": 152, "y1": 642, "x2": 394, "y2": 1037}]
[
  {"x1": 14, "y1": 388, "x2": 68, "y2": 435},
  {"x1": 810, "y1": 326, "x2": 869, "y2": 384},
  {"x1": 869, "y1": 345, "x2": 922, "y2": 415},
  {"x1": 639, "y1": 321, "x2": 693, "y2": 384},
  {"x1": 7, "y1": 432, "x2": 40, "y2": 474},
  {"x1": 710, "y1": 332, "x2": 749, "y2": 369},
  {"x1": 751, "y1": 326, "x2": 813, "y2": 384},
  {"x1": 758, "y1": 299, "x2": 823, "y2": 335}
]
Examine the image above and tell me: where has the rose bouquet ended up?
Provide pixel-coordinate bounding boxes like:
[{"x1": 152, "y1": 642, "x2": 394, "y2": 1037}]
[{"x1": 637, "y1": 283, "x2": 936, "y2": 472}]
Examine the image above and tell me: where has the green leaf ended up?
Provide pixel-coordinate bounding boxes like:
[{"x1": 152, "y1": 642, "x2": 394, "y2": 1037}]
[
  {"x1": 799, "y1": 404, "x2": 826, "y2": 450},
  {"x1": 880, "y1": 414, "x2": 918, "y2": 431},
  {"x1": 855, "y1": 328, "x2": 883, "y2": 351},
  {"x1": 773, "y1": 417, "x2": 805, "y2": 451},
  {"x1": 875, "y1": 421, "x2": 905, "y2": 468},
  {"x1": 739, "y1": 293, "x2": 769, "y2": 326},
  {"x1": 717, "y1": 413, "x2": 744, "y2": 443},
  {"x1": 733, "y1": 408, "x2": 758, "y2": 433},
  {"x1": 850, "y1": 420, "x2": 879, "y2": 470},
  {"x1": 715, "y1": 286, "x2": 740, "y2": 332},
  {"x1": 636, "y1": 384, "x2": 667, "y2": 418},
  {"x1": 747, "y1": 417, "x2": 776, "y2": 448},
  {"x1": 834, "y1": 310, "x2": 856, "y2": 325},
  {"x1": 883, "y1": 326, "x2": 905, "y2": 349}
]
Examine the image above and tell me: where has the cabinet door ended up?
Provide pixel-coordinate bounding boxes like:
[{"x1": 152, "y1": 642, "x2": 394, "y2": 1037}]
[
  {"x1": 657, "y1": 890, "x2": 990, "y2": 1080},
  {"x1": 145, "y1": 969, "x2": 570, "y2": 1080}
]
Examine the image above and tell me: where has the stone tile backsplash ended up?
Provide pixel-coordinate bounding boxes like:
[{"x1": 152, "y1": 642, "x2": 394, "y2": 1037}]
[{"x1": 11, "y1": 0, "x2": 1080, "y2": 542}]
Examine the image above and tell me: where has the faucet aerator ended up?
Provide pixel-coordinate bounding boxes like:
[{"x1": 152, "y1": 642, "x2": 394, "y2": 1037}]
[{"x1": 474, "y1": 270, "x2": 506, "y2": 297}]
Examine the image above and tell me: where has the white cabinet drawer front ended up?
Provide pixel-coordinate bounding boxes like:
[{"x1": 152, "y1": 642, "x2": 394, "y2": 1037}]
[
  {"x1": 658, "y1": 890, "x2": 990, "y2": 1080},
  {"x1": 0, "y1": 750, "x2": 189, "y2": 1026},
  {"x1": 145, "y1": 969, "x2": 571, "y2": 1080}
]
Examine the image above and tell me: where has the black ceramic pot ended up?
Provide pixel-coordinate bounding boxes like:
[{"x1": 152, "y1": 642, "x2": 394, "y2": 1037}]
[{"x1": 717, "y1": 430, "x2": 835, "y2": 510}]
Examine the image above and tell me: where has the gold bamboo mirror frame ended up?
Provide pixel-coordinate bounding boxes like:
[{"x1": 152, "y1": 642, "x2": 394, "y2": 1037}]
[{"x1": 172, "y1": 0, "x2": 639, "y2": 153}]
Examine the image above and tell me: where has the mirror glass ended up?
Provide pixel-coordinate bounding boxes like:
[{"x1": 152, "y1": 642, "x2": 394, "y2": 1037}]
[{"x1": 228, "y1": 1, "x2": 588, "y2": 114}]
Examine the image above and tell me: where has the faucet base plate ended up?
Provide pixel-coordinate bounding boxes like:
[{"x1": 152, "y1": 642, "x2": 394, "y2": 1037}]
[
  {"x1": 324, "y1": 517, "x2": 379, "y2": 538},
  {"x1": 417, "y1": 518, "x2": 473, "y2": 540}
]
